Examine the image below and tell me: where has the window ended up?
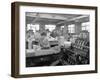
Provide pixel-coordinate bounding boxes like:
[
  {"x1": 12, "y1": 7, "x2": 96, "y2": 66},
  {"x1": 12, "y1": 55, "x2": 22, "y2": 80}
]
[
  {"x1": 27, "y1": 24, "x2": 39, "y2": 32},
  {"x1": 68, "y1": 24, "x2": 75, "y2": 33},
  {"x1": 81, "y1": 22, "x2": 90, "y2": 32},
  {"x1": 45, "y1": 25, "x2": 56, "y2": 32}
]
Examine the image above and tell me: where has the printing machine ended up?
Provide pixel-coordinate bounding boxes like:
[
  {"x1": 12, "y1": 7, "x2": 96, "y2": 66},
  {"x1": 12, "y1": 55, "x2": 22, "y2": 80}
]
[{"x1": 64, "y1": 31, "x2": 90, "y2": 65}]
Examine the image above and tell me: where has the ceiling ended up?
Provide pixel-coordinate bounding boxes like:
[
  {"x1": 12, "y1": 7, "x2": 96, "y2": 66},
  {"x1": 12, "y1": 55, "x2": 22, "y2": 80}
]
[{"x1": 26, "y1": 12, "x2": 89, "y2": 25}]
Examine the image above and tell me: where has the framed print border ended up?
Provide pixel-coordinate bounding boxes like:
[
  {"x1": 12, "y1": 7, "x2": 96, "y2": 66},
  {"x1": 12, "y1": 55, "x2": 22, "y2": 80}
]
[{"x1": 11, "y1": 2, "x2": 98, "y2": 78}]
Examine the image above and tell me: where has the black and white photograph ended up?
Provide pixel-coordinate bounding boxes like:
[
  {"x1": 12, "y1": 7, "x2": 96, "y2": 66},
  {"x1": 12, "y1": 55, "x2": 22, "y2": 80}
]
[
  {"x1": 26, "y1": 12, "x2": 90, "y2": 67},
  {"x1": 11, "y1": 2, "x2": 97, "y2": 77}
]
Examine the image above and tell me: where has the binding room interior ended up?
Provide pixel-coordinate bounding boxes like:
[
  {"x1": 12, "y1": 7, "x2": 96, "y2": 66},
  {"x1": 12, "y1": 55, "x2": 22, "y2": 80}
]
[{"x1": 25, "y1": 12, "x2": 90, "y2": 67}]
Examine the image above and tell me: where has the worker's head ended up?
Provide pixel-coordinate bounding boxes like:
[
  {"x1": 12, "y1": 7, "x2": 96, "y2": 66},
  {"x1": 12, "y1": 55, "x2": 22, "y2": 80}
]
[{"x1": 41, "y1": 32, "x2": 47, "y2": 38}]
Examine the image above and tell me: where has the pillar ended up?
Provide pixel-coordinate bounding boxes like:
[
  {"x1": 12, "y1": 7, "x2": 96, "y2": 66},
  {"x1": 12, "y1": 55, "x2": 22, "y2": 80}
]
[
  {"x1": 39, "y1": 23, "x2": 45, "y2": 33},
  {"x1": 75, "y1": 22, "x2": 82, "y2": 35}
]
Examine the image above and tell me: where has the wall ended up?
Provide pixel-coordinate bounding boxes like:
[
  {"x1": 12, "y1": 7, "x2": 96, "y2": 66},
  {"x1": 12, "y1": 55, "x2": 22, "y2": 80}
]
[{"x1": 0, "y1": 0, "x2": 99, "y2": 80}]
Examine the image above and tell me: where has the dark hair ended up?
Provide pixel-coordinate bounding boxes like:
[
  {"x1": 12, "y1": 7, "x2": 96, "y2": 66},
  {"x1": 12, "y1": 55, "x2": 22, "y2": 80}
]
[{"x1": 41, "y1": 32, "x2": 47, "y2": 36}]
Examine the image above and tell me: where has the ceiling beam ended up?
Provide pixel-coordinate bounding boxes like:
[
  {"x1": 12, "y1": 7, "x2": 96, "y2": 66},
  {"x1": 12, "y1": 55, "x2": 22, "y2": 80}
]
[
  {"x1": 26, "y1": 13, "x2": 68, "y2": 20},
  {"x1": 26, "y1": 13, "x2": 89, "y2": 25},
  {"x1": 31, "y1": 13, "x2": 40, "y2": 24},
  {"x1": 57, "y1": 15, "x2": 89, "y2": 25}
]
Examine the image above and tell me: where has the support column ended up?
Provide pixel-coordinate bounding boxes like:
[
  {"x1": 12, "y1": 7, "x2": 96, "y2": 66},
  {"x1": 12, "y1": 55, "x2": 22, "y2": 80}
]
[
  {"x1": 75, "y1": 22, "x2": 82, "y2": 35},
  {"x1": 63, "y1": 23, "x2": 69, "y2": 40},
  {"x1": 39, "y1": 23, "x2": 45, "y2": 33},
  {"x1": 63, "y1": 23, "x2": 68, "y2": 34}
]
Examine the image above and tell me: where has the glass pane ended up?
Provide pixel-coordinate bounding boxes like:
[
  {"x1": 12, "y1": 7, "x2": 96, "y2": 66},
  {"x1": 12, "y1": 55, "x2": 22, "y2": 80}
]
[
  {"x1": 45, "y1": 25, "x2": 56, "y2": 32},
  {"x1": 81, "y1": 22, "x2": 90, "y2": 32},
  {"x1": 27, "y1": 24, "x2": 39, "y2": 32},
  {"x1": 68, "y1": 24, "x2": 75, "y2": 33}
]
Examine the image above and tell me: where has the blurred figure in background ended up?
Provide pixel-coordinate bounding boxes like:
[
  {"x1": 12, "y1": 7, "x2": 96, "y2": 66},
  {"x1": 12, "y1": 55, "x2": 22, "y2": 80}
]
[
  {"x1": 39, "y1": 32, "x2": 50, "y2": 49},
  {"x1": 34, "y1": 30, "x2": 41, "y2": 41},
  {"x1": 46, "y1": 29, "x2": 51, "y2": 39},
  {"x1": 26, "y1": 29, "x2": 34, "y2": 49}
]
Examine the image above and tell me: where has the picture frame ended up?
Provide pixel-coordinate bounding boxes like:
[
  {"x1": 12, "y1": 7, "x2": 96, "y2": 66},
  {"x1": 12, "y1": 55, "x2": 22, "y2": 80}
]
[{"x1": 11, "y1": 2, "x2": 98, "y2": 78}]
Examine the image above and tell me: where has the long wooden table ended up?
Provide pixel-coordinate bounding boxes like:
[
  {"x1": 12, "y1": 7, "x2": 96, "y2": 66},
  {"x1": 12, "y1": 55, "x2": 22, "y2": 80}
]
[{"x1": 26, "y1": 47, "x2": 60, "y2": 57}]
